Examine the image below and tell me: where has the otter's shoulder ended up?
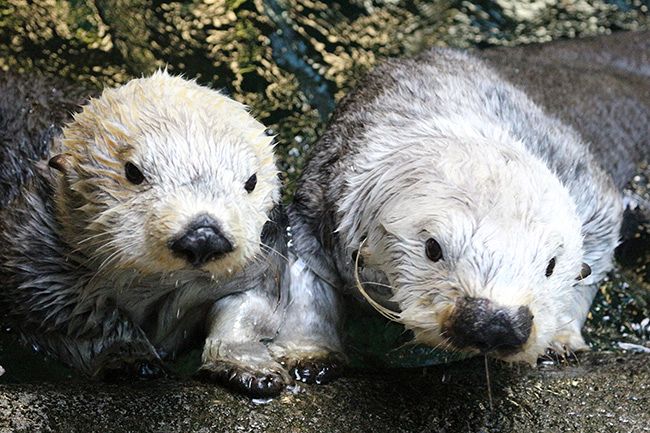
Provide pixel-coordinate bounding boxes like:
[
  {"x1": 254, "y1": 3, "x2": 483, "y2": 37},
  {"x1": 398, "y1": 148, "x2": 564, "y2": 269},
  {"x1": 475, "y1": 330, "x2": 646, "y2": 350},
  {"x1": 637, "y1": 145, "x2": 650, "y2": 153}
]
[
  {"x1": 0, "y1": 72, "x2": 91, "y2": 207},
  {"x1": 475, "y1": 32, "x2": 650, "y2": 187},
  {"x1": 289, "y1": 57, "x2": 406, "y2": 273}
]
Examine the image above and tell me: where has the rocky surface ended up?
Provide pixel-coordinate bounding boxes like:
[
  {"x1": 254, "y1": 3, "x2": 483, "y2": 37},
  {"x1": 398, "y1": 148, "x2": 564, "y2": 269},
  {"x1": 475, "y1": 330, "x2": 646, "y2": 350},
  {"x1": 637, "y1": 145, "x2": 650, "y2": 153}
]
[{"x1": 1, "y1": 352, "x2": 648, "y2": 433}]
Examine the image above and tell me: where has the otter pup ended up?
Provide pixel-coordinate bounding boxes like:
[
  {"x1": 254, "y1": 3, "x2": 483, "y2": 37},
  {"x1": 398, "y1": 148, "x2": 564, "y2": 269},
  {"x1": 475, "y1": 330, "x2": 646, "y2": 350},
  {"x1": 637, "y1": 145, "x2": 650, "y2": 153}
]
[
  {"x1": 283, "y1": 31, "x2": 650, "y2": 366},
  {"x1": 0, "y1": 71, "x2": 319, "y2": 397}
]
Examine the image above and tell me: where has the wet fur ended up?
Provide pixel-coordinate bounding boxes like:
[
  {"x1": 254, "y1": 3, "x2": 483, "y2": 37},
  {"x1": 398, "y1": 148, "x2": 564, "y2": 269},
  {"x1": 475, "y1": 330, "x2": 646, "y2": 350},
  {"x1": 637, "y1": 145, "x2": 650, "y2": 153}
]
[
  {"x1": 287, "y1": 31, "x2": 650, "y2": 365},
  {"x1": 0, "y1": 72, "x2": 308, "y2": 397}
]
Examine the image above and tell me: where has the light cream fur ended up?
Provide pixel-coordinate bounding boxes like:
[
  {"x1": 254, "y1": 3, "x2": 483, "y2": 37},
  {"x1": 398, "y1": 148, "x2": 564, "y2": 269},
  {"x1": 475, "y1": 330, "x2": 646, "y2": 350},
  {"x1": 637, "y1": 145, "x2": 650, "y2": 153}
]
[{"x1": 54, "y1": 70, "x2": 279, "y2": 279}]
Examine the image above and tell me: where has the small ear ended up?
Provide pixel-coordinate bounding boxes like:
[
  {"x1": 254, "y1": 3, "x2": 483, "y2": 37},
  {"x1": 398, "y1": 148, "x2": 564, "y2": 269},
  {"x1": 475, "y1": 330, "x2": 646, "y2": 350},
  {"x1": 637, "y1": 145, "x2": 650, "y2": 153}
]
[
  {"x1": 575, "y1": 263, "x2": 592, "y2": 281},
  {"x1": 353, "y1": 235, "x2": 371, "y2": 267},
  {"x1": 48, "y1": 154, "x2": 72, "y2": 174},
  {"x1": 351, "y1": 249, "x2": 365, "y2": 268}
]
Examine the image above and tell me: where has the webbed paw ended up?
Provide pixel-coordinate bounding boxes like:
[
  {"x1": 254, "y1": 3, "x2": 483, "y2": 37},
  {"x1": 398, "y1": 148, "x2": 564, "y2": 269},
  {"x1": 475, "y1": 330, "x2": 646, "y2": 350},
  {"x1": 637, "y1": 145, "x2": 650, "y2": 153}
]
[
  {"x1": 540, "y1": 328, "x2": 590, "y2": 365},
  {"x1": 278, "y1": 350, "x2": 346, "y2": 385},
  {"x1": 198, "y1": 361, "x2": 288, "y2": 398},
  {"x1": 93, "y1": 342, "x2": 165, "y2": 381},
  {"x1": 288, "y1": 357, "x2": 344, "y2": 385},
  {"x1": 549, "y1": 329, "x2": 590, "y2": 354}
]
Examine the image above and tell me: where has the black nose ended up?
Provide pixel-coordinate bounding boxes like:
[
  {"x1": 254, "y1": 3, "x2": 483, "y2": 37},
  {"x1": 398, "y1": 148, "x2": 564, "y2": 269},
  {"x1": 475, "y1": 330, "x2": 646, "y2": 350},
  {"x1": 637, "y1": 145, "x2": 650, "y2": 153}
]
[
  {"x1": 446, "y1": 297, "x2": 533, "y2": 353},
  {"x1": 169, "y1": 215, "x2": 233, "y2": 267}
]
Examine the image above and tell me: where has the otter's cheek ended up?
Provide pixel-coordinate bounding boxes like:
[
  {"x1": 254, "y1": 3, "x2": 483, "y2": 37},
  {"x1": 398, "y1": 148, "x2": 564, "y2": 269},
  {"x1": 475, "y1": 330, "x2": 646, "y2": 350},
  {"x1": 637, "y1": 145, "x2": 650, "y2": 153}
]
[
  {"x1": 409, "y1": 328, "x2": 446, "y2": 349},
  {"x1": 398, "y1": 304, "x2": 455, "y2": 349},
  {"x1": 120, "y1": 221, "x2": 185, "y2": 274},
  {"x1": 202, "y1": 241, "x2": 261, "y2": 279},
  {"x1": 233, "y1": 204, "x2": 271, "y2": 258},
  {"x1": 138, "y1": 206, "x2": 187, "y2": 271},
  {"x1": 89, "y1": 205, "x2": 174, "y2": 274},
  {"x1": 436, "y1": 304, "x2": 455, "y2": 330}
]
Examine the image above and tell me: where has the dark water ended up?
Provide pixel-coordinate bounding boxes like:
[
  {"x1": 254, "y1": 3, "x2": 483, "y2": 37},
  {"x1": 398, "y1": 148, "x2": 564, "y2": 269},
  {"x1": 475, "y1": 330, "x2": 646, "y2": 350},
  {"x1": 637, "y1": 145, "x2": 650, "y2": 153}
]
[{"x1": 0, "y1": 0, "x2": 648, "y2": 379}]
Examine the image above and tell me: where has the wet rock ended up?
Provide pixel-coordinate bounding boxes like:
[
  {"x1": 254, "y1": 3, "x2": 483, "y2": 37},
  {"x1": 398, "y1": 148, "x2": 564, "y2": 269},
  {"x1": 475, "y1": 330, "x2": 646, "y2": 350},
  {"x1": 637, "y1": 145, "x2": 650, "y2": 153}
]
[{"x1": 0, "y1": 352, "x2": 647, "y2": 433}]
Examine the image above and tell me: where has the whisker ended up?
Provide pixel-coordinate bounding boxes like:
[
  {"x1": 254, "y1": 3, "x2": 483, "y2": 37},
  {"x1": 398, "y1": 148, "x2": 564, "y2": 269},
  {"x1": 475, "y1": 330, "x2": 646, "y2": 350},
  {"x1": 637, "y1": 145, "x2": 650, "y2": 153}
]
[
  {"x1": 568, "y1": 347, "x2": 581, "y2": 366},
  {"x1": 243, "y1": 235, "x2": 291, "y2": 265},
  {"x1": 97, "y1": 248, "x2": 124, "y2": 272},
  {"x1": 258, "y1": 241, "x2": 290, "y2": 264},
  {"x1": 76, "y1": 242, "x2": 120, "y2": 269},
  {"x1": 86, "y1": 251, "x2": 121, "y2": 287},
  {"x1": 69, "y1": 234, "x2": 119, "y2": 256},
  {"x1": 430, "y1": 336, "x2": 452, "y2": 352},
  {"x1": 361, "y1": 281, "x2": 394, "y2": 290},
  {"x1": 353, "y1": 239, "x2": 401, "y2": 322},
  {"x1": 77, "y1": 231, "x2": 111, "y2": 245},
  {"x1": 485, "y1": 355, "x2": 494, "y2": 411},
  {"x1": 551, "y1": 317, "x2": 578, "y2": 332}
]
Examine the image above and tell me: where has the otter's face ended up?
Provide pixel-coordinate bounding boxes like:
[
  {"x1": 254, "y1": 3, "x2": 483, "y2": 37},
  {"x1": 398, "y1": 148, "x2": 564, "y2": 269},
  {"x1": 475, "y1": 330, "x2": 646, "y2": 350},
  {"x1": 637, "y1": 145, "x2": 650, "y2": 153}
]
[
  {"x1": 343, "y1": 140, "x2": 591, "y2": 364},
  {"x1": 51, "y1": 71, "x2": 279, "y2": 278}
]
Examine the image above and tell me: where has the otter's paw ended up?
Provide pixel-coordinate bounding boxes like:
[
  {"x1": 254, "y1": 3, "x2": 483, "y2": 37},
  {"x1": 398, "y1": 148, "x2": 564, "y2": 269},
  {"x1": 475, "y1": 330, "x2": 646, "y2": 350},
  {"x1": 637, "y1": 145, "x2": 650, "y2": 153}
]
[
  {"x1": 198, "y1": 361, "x2": 288, "y2": 398},
  {"x1": 93, "y1": 343, "x2": 166, "y2": 381},
  {"x1": 280, "y1": 352, "x2": 346, "y2": 385},
  {"x1": 549, "y1": 329, "x2": 590, "y2": 354},
  {"x1": 541, "y1": 329, "x2": 590, "y2": 365},
  {"x1": 103, "y1": 360, "x2": 167, "y2": 381}
]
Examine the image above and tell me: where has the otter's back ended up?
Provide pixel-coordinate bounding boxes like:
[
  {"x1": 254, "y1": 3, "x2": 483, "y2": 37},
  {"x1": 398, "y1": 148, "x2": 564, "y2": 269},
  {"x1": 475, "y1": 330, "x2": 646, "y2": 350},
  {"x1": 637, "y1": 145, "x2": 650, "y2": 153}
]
[
  {"x1": 478, "y1": 31, "x2": 650, "y2": 188},
  {"x1": 0, "y1": 73, "x2": 91, "y2": 207}
]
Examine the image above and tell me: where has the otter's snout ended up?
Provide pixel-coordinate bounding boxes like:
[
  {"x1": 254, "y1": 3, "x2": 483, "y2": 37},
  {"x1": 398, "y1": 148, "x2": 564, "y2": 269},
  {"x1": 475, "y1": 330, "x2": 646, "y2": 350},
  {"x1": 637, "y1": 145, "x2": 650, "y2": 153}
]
[
  {"x1": 170, "y1": 215, "x2": 233, "y2": 267},
  {"x1": 446, "y1": 297, "x2": 533, "y2": 354}
]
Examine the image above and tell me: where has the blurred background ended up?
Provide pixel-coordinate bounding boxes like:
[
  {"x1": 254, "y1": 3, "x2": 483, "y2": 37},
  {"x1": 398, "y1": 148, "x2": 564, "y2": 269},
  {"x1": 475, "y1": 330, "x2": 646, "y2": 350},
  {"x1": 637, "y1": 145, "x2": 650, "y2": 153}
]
[
  {"x1": 1, "y1": 0, "x2": 649, "y2": 191},
  {"x1": 0, "y1": 0, "x2": 648, "y2": 378}
]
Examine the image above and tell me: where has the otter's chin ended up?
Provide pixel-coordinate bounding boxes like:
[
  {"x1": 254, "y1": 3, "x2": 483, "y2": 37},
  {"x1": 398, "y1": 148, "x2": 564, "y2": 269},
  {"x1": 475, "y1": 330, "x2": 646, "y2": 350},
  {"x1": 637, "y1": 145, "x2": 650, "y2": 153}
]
[
  {"x1": 441, "y1": 342, "x2": 540, "y2": 366},
  {"x1": 110, "y1": 257, "x2": 186, "y2": 275},
  {"x1": 202, "y1": 260, "x2": 246, "y2": 278},
  {"x1": 490, "y1": 328, "x2": 544, "y2": 366},
  {"x1": 495, "y1": 347, "x2": 541, "y2": 366},
  {"x1": 412, "y1": 321, "x2": 541, "y2": 366}
]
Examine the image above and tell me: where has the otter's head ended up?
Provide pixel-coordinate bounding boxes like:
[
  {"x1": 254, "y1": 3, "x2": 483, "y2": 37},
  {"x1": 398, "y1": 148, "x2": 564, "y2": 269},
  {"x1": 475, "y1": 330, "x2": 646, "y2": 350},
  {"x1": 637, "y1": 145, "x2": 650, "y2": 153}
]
[
  {"x1": 340, "y1": 135, "x2": 592, "y2": 364},
  {"x1": 50, "y1": 71, "x2": 279, "y2": 278}
]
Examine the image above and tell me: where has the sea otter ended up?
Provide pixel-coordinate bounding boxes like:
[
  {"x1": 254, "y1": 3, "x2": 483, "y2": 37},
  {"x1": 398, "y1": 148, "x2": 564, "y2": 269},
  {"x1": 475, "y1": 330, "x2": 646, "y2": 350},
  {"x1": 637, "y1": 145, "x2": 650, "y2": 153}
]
[
  {"x1": 279, "y1": 31, "x2": 650, "y2": 366},
  {"x1": 0, "y1": 70, "x2": 325, "y2": 397}
]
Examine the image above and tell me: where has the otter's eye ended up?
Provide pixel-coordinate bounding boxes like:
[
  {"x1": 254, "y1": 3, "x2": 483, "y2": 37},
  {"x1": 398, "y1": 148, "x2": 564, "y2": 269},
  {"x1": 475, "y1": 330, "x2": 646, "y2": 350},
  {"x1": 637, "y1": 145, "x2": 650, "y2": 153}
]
[
  {"x1": 425, "y1": 238, "x2": 443, "y2": 262},
  {"x1": 545, "y1": 257, "x2": 556, "y2": 277},
  {"x1": 125, "y1": 162, "x2": 145, "y2": 185},
  {"x1": 244, "y1": 173, "x2": 257, "y2": 193},
  {"x1": 576, "y1": 263, "x2": 592, "y2": 281}
]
